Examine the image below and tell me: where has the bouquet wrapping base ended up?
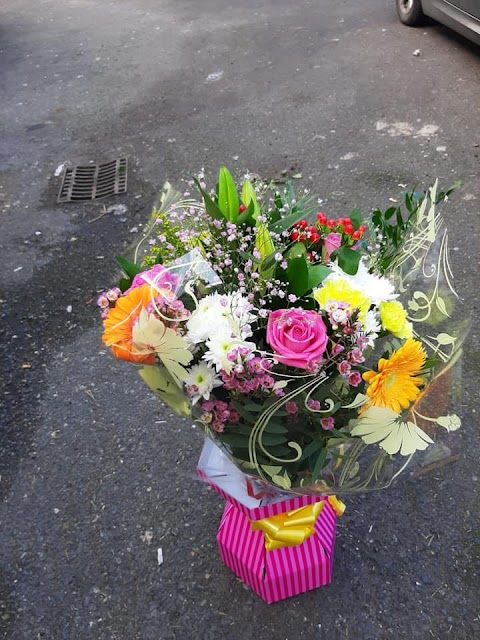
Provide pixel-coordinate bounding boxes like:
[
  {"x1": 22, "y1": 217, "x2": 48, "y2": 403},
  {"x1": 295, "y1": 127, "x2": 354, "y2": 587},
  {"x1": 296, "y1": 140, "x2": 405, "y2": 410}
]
[{"x1": 217, "y1": 499, "x2": 337, "y2": 604}]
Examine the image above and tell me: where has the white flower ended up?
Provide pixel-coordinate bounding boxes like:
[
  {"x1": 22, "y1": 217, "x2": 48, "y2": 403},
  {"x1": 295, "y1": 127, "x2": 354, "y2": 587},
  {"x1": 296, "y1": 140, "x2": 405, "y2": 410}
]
[
  {"x1": 328, "y1": 260, "x2": 397, "y2": 306},
  {"x1": 186, "y1": 291, "x2": 256, "y2": 345},
  {"x1": 363, "y1": 310, "x2": 381, "y2": 346},
  {"x1": 203, "y1": 333, "x2": 255, "y2": 373},
  {"x1": 184, "y1": 362, "x2": 222, "y2": 404}
]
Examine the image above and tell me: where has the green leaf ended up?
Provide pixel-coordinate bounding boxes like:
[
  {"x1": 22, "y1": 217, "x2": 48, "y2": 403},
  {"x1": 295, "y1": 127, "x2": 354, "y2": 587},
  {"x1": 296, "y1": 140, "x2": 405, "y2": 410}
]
[
  {"x1": 220, "y1": 434, "x2": 250, "y2": 449},
  {"x1": 115, "y1": 256, "x2": 143, "y2": 279},
  {"x1": 243, "y1": 403, "x2": 263, "y2": 413},
  {"x1": 331, "y1": 246, "x2": 362, "y2": 275},
  {"x1": 218, "y1": 167, "x2": 239, "y2": 222},
  {"x1": 299, "y1": 439, "x2": 323, "y2": 461},
  {"x1": 423, "y1": 357, "x2": 442, "y2": 370},
  {"x1": 396, "y1": 209, "x2": 404, "y2": 227},
  {"x1": 307, "y1": 264, "x2": 331, "y2": 290},
  {"x1": 384, "y1": 206, "x2": 397, "y2": 221},
  {"x1": 229, "y1": 403, "x2": 256, "y2": 423},
  {"x1": 371, "y1": 210, "x2": 382, "y2": 228},
  {"x1": 349, "y1": 208, "x2": 362, "y2": 230},
  {"x1": 193, "y1": 178, "x2": 225, "y2": 221},
  {"x1": 256, "y1": 224, "x2": 275, "y2": 261},
  {"x1": 311, "y1": 447, "x2": 328, "y2": 481},
  {"x1": 256, "y1": 224, "x2": 276, "y2": 278},
  {"x1": 259, "y1": 433, "x2": 288, "y2": 446},
  {"x1": 119, "y1": 277, "x2": 131, "y2": 293},
  {"x1": 241, "y1": 179, "x2": 261, "y2": 222},
  {"x1": 263, "y1": 421, "x2": 289, "y2": 434},
  {"x1": 287, "y1": 256, "x2": 309, "y2": 296},
  {"x1": 270, "y1": 209, "x2": 312, "y2": 234},
  {"x1": 285, "y1": 241, "x2": 307, "y2": 261},
  {"x1": 238, "y1": 199, "x2": 256, "y2": 226}
]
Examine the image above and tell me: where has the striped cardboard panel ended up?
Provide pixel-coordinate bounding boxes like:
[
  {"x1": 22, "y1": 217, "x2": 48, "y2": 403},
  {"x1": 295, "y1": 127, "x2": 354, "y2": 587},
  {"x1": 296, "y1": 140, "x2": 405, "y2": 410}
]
[
  {"x1": 197, "y1": 467, "x2": 323, "y2": 521},
  {"x1": 217, "y1": 501, "x2": 336, "y2": 603}
]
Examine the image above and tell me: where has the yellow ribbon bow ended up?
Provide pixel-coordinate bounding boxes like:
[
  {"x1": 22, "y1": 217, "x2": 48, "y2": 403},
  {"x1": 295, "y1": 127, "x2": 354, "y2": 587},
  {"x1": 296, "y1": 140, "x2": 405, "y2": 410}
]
[
  {"x1": 251, "y1": 501, "x2": 324, "y2": 552},
  {"x1": 327, "y1": 495, "x2": 346, "y2": 517}
]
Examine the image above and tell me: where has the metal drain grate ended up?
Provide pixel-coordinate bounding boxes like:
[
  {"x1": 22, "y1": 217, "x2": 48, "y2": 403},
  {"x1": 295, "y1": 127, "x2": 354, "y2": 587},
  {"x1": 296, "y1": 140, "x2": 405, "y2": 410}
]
[{"x1": 57, "y1": 158, "x2": 128, "y2": 202}]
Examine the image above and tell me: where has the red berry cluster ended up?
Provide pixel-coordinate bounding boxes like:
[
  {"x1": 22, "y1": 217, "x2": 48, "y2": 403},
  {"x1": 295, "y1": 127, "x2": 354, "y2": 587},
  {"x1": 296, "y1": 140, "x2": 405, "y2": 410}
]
[
  {"x1": 290, "y1": 213, "x2": 367, "y2": 245},
  {"x1": 315, "y1": 213, "x2": 367, "y2": 242},
  {"x1": 289, "y1": 219, "x2": 320, "y2": 245}
]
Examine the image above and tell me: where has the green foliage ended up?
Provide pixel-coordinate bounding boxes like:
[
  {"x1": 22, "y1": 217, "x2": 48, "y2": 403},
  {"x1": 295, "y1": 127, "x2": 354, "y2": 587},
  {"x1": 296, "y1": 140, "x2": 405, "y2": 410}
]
[
  {"x1": 330, "y1": 246, "x2": 362, "y2": 275},
  {"x1": 370, "y1": 183, "x2": 459, "y2": 274},
  {"x1": 241, "y1": 179, "x2": 261, "y2": 224},
  {"x1": 218, "y1": 167, "x2": 240, "y2": 222},
  {"x1": 115, "y1": 256, "x2": 143, "y2": 290}
]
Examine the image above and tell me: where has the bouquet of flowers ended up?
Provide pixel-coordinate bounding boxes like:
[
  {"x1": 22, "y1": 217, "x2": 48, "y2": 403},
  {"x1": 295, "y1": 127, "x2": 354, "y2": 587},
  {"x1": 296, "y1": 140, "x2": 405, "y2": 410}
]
[{"x1": 99, "y1": 167, "x2": 465, "y2": 601}]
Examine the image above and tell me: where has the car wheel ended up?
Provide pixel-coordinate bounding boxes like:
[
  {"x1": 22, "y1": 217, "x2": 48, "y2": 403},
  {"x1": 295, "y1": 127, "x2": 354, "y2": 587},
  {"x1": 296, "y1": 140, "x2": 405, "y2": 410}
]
[{"x1": 396, "y1": 0, "x2": 425, "y2": 26}]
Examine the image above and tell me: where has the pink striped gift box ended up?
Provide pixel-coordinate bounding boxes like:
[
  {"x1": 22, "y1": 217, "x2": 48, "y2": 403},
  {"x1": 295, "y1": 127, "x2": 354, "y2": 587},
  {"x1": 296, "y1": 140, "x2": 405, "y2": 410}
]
[{"x1": 217, "y1": 500, "x2": 337, "y2": 603}]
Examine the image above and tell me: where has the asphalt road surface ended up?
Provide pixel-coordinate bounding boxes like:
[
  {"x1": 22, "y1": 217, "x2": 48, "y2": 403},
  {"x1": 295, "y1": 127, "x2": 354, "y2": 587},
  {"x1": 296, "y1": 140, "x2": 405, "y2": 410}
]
[{"x1": 1, "y1": 1, "x2": 479, "y2": 638}]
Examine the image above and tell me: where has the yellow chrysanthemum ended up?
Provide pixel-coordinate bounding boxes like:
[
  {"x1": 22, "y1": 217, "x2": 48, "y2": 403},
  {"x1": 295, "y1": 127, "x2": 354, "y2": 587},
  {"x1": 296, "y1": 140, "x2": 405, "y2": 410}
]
[
  {"x1": 361, "y1": 338, "x2": 426, "y2": 414},
  {"x1": 379, "y1": 300, "x2": 413, "y2": 339},
  {"x1": 314, "y1": 279, "x2": 371, "y2": 321}
]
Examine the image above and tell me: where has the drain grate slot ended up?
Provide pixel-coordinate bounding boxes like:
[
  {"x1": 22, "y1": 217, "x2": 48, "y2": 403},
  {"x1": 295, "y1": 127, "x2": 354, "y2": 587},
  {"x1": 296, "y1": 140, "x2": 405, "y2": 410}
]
[{"x1": 57, "y1": 158, "x2": 128, "y2": 202}]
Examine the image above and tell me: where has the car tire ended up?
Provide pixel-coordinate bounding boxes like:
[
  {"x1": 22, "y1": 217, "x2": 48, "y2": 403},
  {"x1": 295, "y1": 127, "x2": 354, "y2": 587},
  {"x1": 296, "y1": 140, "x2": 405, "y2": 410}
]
[{"x1": 396, "y1": 0, "x2": 425, "y2": 26}]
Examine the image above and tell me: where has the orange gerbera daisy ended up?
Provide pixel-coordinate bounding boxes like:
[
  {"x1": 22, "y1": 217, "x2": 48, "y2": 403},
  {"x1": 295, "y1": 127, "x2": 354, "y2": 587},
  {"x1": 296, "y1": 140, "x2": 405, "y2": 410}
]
[
  {"x1": 102, "y1": 284, "x2": 156, "y2": 364},
  {"x1": 361, "y1": 339, "x2": 427, "y2": 415}
]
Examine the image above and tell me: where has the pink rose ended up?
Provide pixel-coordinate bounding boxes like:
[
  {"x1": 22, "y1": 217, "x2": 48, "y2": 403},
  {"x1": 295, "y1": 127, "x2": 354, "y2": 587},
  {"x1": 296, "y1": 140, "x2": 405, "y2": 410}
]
[
  {"x1": 323, "y1": 232, "x2": 342, "y2": 262},
  {"x1": 266, "y1": 309, "x2": 328, "y2": 370},
  {"x1": 126, "y1": 264, "x2": 180, "y2": 295}
]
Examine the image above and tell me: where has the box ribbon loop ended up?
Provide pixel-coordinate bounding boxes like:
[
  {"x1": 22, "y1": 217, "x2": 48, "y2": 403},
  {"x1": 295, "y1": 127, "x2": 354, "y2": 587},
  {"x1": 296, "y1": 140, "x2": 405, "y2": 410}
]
[{"x1": 251, "y1": 501, "x2": 324, "y2": 552}]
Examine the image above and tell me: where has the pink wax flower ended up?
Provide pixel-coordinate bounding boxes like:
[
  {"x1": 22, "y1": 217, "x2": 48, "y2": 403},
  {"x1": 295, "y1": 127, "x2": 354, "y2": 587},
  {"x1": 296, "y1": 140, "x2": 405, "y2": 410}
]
[
  {"x1": 320, "y1": 417, "x2": 335, "y2": 431},
  {"x1": 347, "y1": 371, "x2": 362, "y2": 387},
  {"x1": 125, "y1": 264, "x2": 180, "y2": 295},
  {"x1": 337, "y1": 360, "x2": 351, "y2": 376},
  {"x1": 97, "y1": 293, "x2": 110, "y2": 309},
  {"x1": 285, "y1": 401, "x2": 299, "y2": 415},
  {"x1": 347, "y1": 347, "x2": 365, "y2": 365},
  {"x1": 323, "y1": 232, "x2": 342, "y2": 262},
  {"x1": 266, "y1": 309, "x2": 328, "y2": 370}
]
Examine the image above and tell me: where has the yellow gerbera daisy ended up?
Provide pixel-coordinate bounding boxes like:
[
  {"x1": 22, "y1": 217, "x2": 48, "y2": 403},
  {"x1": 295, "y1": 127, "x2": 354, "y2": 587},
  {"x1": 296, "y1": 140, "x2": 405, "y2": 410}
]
[
  {"x1": 314, "y1": 279, "x2": 371, "y2": 322},
  {"x1": 361, "y1": 338, "x2": 426, "y2": 414}
]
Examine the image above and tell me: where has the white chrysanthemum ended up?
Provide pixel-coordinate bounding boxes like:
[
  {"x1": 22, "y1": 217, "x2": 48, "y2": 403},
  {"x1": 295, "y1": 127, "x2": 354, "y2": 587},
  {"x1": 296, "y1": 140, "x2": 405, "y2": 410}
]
[
  {"x1": 203, "y1": 333, "x2": 255, "y2": 373},
  {"x1": 186, "y1": 292, "x2": 255, "y2": 345},
  {"x1": 328, "y1": 260, "x2": 397, "y2": 306},
  {"x1": 363, "y1": 310, "x2": 381, "y2": 346},
  {"x1": 184, "y1": 362, "x2": 222, "y2": 404}
]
